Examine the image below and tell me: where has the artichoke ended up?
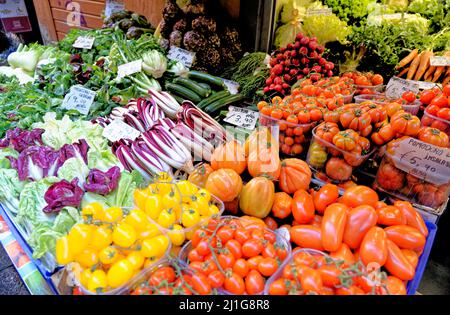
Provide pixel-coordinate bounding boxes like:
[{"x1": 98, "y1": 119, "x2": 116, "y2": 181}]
[
  {"x1": 192, "y1": 16, "x2": 217, "y2": 33},
  {"x1": 163, "y1": 0, "x2": 180, "y2": 22},
  {"x1": 183, "y1": 31, "x2": 207, "y2": 52},
  {"x1": 208, "y1": 34, "x2": 221, "y2": 49},
  {"x1": 169, "y1": 30, "x2": 183, "y2": 47},
  {"x1": 198, "y1": 47, "x2": 221, "y2": 71},
  {"x1": 173, "y1": 18, "x2": 189, "y2": 33},
  {"x1": 159, "y1": 19, "x2": 173, "y2": 38}
]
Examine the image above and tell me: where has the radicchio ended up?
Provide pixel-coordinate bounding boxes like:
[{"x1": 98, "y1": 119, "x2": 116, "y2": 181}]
[
  {"x1": 0, "y1": 128, "x2": 44, "y2": 152},
  {"x1": 10, "y1": 145, "x2": 61, "y2": 181},
  {"x1": 84, "y1": 166, "x2": 121, "y2": 196},
  {"x1": 59, "y1": 139, "x2": 89, "y2": 165},
  {"x1": 43, "y1": 178, "x2": 84, "y2": 213}
]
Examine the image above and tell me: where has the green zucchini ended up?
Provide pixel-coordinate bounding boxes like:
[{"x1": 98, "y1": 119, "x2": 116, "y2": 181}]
[
  {"x1": 188, "y1": 70, "x2": 225, "y2": 88},
  {"x1": 173, "y1": 77, "x2": 211, "y2": 98},
  {"x1": 197, "y1": 90, "x2": 230, "y2": 109},
  {"x1": 204, "y1": 93, "x2": 245, "y2": 114},
  {"x1": 165, "y1": 83, "x2": 202, "y2": 103},
  {"x1": 197, "y1": 82, "x2": 211, "y2": 90}
]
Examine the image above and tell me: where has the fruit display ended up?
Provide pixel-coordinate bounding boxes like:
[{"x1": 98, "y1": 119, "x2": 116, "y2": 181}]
[
  {"x1": 342, "y1": 71, "x2": 385, "y2": 95},
  {"x1": 420, "y1": 85, "x2": 450, "y2": 136}
]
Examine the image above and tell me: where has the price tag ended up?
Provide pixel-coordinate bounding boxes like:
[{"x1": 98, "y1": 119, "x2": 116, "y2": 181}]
[
  {"x1": 117, "y1": 59, "x2": 142, "y2": 79},
  {"x1": 380, "y1": 13, "x2": 403, "y2": 20},
  {"x1": 105, "y1": 0, "x2": 125, "y2": 18},
  {"x1": 62, "y1": 85, "x2": 96, "y2": 115},
  {"x1": 102, "y1": 119, "x2": 141, "y2": 142},
  {"x1": 73, "y1": 36, "x2": 95, "y2": 49},
  {"x1": 224, "y1": 106, "x2": 259, "y2": 130},
  {"x1": 388, "y1": 137, "x2": 450, "y2": 185},
  {"x1": 430, "y1": 56, "x2": 450, "y2": 67},
  {"x1": 386, "y1": 77, "x2": 420, "y2": 99},
  {"x1": 306, "y1": 8, "x2": 332, "y2": 16},
  {"x1": 222, "y1": 79, "x2": 240, "y2": 95},
  {"x1": 416, "y1": 81, "x2": 440, "y2": 90},
  {"x1": 167, "y1": 46, "x2": 196, "y2": 68}
]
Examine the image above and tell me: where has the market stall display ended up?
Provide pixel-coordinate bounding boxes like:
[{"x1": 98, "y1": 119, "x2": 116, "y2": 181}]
[{"x1": 1, "y1": 0, "x2": 450, "y2": 296}]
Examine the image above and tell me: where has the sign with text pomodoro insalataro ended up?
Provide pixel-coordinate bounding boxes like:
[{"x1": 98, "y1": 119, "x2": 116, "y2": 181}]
[{"x1": 388, "y1": 137, "x2": 450, "y2": 186}]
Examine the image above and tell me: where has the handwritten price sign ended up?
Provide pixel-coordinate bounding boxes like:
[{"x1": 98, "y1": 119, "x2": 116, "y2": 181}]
[
  {"x1": 167, "y1": 46, "x2": 196, "y2": 68},
  {"x1": 73, "y1": 36, "x2": 95, "y2": 49},
  {"x1": 390, "y1": 137, "x2": 450, "y2": 185},
  {"x1": 430, "y1": 56, "x2": 450, "y2": 67},
  {"x1": 102, "y1": 119, "x2": 141, "y2": 142},
  {"x1": 222, "y1": 79, "x2": 240, "y2": 95},
  {"x1": 62, "y1": 85, "x2": 96, "y2": 115},
  {"x1": 117, "y1": 59, "x2": 142, "y2": 79},
  {"x1": 386, "y1": 77, "x2": 420, "y2": 99},
  {"x1": 224, "y1": 106, "x2": 259, "y2": 130}
]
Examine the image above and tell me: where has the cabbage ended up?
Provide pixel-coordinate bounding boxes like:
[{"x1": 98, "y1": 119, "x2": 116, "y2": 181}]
[
  {"x1": 302, "y1": 14, "x2": 352, "y2": 45},
  {"x1": 367, "y1": 13, "x2": 430, "y2": 35},
  {"x1": 274, "y1": 21, "x2": 303, "y2": 48},
  {"x1": 279, "y1": 0, "x2": 312, "y2": 23}
]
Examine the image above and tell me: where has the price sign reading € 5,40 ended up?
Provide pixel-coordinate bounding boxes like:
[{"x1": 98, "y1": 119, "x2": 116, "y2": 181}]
[
  {"x1": 62, "y1": 85, "x2": 96, "y2": 115},
  {"x1": 224, "y1": 106, "x2": 259, "y2": 130}
]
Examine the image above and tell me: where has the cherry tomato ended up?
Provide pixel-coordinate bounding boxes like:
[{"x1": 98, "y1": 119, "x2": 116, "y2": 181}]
[
  {"x1": 224, "y1": 273, "x2": 245, "y2": 295},
  {"x1": 269, "y1": 278, "x2": 288, "y2": 295},
  {"x1": 264, "y1": 217, "x2": 278, "y2": 230},
  {"x1": 225, "y1": 239, "x2": 243, "y2": 259},
  {"x1": 191, "y1": 273, "x2": 212, "y2": 295},
  {"x1": 360, "y1": 227, "x2": 388, "y2": 267},
  {"x1": 258, "y1": 257, "x2": 278, "y2": 277},
  {"x1": 385, "y1": 225, "x2": 426, "y2": 250},
  {"x1": 245, "y1": 270, "x2": 265, "y2": 295},
  {"x1": 196, "y1": 239, "x2": 211, "y2": 256},
  {"x1": 321, "y1": 203, "x2": 348, "y2": 252},
  {"x1": 247, "y1": 256, "x2": 263, "y2": 271},
  {"x1": 188, "y1": 248, "x2": 204, "y2": 262},
  {"x1": 420, "y1": 90, "x2": 436, "y2": 105},
  {"x1": 234, "y1": 228, "x2": 251, "y2": 245},
  {"x1": 330, "y1": 243, "x2": 355, "y2": 266},
  {"x1": 149, "y1": 267, "x2": 176, "y2": 286},
  {"x1": 233, "y1": 259, "x2": 250, "y2": 278},
  {"x1": 402, "y1": 91, "x2": 416, "y2": 103},
  {"x1": 335, "y1": 285, "x2": 365, "y2": 295},
  {"x1": 262, "y1": 243, "x2": 277, "y2": 259},
  {"x1": 218, "y1": 252, "x2": 236, "y2": 270},
  {"x1": 216, "y1": 226, "x2": 235, "y2": 244},
  {"x1": 300, "y1": 268, "x2": 323, "y2": 294},
  {"x1": 191, "y1": 229, "x2": 207, "y2": 247},
  {"x1": 430, "y1": 94, "x2": 448, "y2": 108},
  {"x1": 293, "y1": 251, "x2": 317, "y2": 268},
  {"x1": 242, "y1": 239, "x2": 263, "y2": 258},
  {"x1": 202, "y1": 258, "x2": 218, "y2": 275},
  {"x1": 208, "y1": 270, "x2": 225, "y2": 288},
  {"x1": 318, "y1": 264, "x2": 341, "y2": 287},
  {"x1": 291, "y1": 189, "x2": 315, "y2": 224},
  {"x1": 343, "y1": 205, "x2": 378, "y2": 249},
  {"x1": 290, "y1": 225, "x2": 324, "y2": 251}
]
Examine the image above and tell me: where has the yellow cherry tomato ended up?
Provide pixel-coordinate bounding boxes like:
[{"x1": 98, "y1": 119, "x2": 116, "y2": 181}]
[
  {"x1": 154, "y1": 235, "x2": 170, "y2": 253},
  {"x1": 56, "y1": 236, "x2": 73, "y2": 265},
  {"x1": 107, "y1": 259, "x2": 134, "y2": 288},
  {"x1": 75, "y1": 247, "x2": 99, "y2": 269},
  {"x1": 112, "y1": 223, "x2": 137, "y2": 248},
  {"x1": 139, "y1": 223, "x2": 162, "y2": 239},
  {"x1": 162, "y1": 190, "x2": 182, "y2": 210},
  {"x1": 190, "y1": 196, "x2": 210, "y2": 216},
  {"x1": 134, "y1": 188, "x2": 149, "y2": 210},
  {"x1": 155, "y1": 181, "x2": 173, "y2": 196},
  {"x1": 126, "y1": 251, "x2": 145, "y2": 270},
  {"x1": 103, "y1": 207, "x2": 123, "y2": 223},
  {"x1": 99, "y1": 246, "x2": 120, "y2": 265},
  {"x1": 82, "y1": 202, "x2": 104, "y2": 222},
  {"x1": 67, "y1": 224, "x2": 93, "y2": 256},
  {"x1": 177, "y1": 180, "x2": 198, "y2": 202},
  {"x1": 79, "y1": 269, "x2": 92, "y2": 288},
  {"x1": 196, "y1": 188, "x2": 211, "y2": 203},
  {"x1": 181, "y1": 208, "x2": 200, "y2": 228},
  {"x1": 168, "y1": 224, "x2": 185, "y2": 246},
  {"x1": 143, "y1": 194, "x2": 163, "y2": 220},
  {"x1": 90, "y1": 225, "x2": 113, "y2": 251},
  {"x1": 157, "y1": 208, "x2": 176, "y2": 229},
  {"x1": 125, "y1": 209, "x2": 149, "y2": 231},
  {"x1": 208, "y1": 204, "x2": 220, "y2": 215},
  {"x1": 157, "y1": 172, "x2": 173, "y2": 182},
  {"x1": 88, "y1": 270, "x2": 107, "y2": 293},
  {"x1": 141, "y1": 235, "x2": 169, "y2": 259}
]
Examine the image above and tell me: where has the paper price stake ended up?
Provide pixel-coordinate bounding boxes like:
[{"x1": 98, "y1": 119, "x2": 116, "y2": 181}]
[
  {"x1": 306, "y1": 8, "x2": 332, "y2": 16},
  {"x1": 73, "y1": 36, "x2": 95, "y2": 49},
  {"x1": 117, "y1": 59, "x2": 142, "y2": 79},
  {"x1": 167, "y1": 46, "x2": 196, "y2": 68},
  {"x1": 224, "y1": 106, "x2": 259, "y2": 130},
  {"x1": 102, "y1": 119, "x2": 141, "y2": 142},
  {"x1": 386, "y1": 77, "x2": 420, "y2": 99},
  {"x1": 222, "y1": 79, "x2": 240, "y2": 95},
  {"x1": 430, "y1": 56, "x2": 450, "y2": 67},
  {"x1": 389, "y1": 137, "x2": 450, "y2": 186},
  {"x1": 62, "y1": 85, "x2": 96, "y2": 115},
  {"x1": 105, "y1": 0, "x2": 125, "y2": 18}
]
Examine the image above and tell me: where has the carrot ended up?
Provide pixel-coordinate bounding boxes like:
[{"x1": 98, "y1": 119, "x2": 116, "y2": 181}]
[
  {"x1": 424, "y1": 66, "x2": 436, "y2": 81},
  {"x1": 414, "y1": 50, "x2": 433, "y2": 81},
  {"x1": 407, "y1": 52, "x2": 422, "y2": 80},
  {"x1": 397, "y1": 67, "x2": 410, "y2": 78},
  {"x1": 396, "y1": 49, "x2": 419, "y2": 69},
  {"x1": 432, "y1": 66, "x2": 446, "y2": 82}
]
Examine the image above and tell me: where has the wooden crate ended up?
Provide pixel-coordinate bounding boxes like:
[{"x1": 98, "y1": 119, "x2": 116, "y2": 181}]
[{"x1": 33, "y1": 0, "x2": 241, "y2": 44}]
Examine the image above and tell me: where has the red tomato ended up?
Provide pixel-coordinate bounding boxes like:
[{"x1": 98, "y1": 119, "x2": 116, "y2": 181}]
[
  {"x1": 216, "y1": 226, "x2": 235, "y2": 244},
  {"x1": 268, "y1": 278, "x2": 288, "y2": 295},
  {"x1": 394, "y1": 201, "x2": 428, "y2": 237},
  {"x1": 293, "y1": 251, "x2": 318, "y2": 268},
  {"x1": 225, "y1": 239, "x2": 243, "y2": 259},
  {"x1": 385, "y1": 225, "x2": 426, "y2": 250},
  {"x1": 291, "y1": 189, "x2": 315, "y2": 224},
  {"x1": 234, "y1": 228, "x2": 251, "y2": 245},
  {"x1": 376, "y1": 206, "x2": 406, "y2": 226},
  {"x1": 321, "y1": 203, "x2": 348, "y2": 252},
  {"x1": 343, "y1": 205, "x2": 378, "y2": 249},
  {"x1": 401, "y1": 249, "x2": 419, "y2": 269},
  {"x1": 318, "y1": 264, "x2": 341, "y2": 287},
  {"x1": 437, "y1": 107, "x2": 450, "y2": 120},
  {"x1": 233, "y1": 258, "x2": 250, "y2": 278},
  {"x1": 335, "y1": 285, "x2": 365, "y2": 295},
  {"x1": 191, "y1": 229, "x2": 207, "y2": 247},
  {"x1": 383, "y1": 276, "x2": 407, "y2": 295},
  {"x1": 245, "y1": 270, "x2": 265, "y2": 295},
  {"x1": 385, "y1": 240, "x2": 415, "y2": 281},
  {"x1": 444, "y1": 84, "x2": 450, "y2": 96},
  {"x1": 420, "y1": 90, "x2": 436, "y2": 105},
  {"x1": 188, "y1": 249, "x2": 204, "y2": 262},
  {"x1": 300, "y1": 268, "x2": 323, "y2": 294},
  {"x1": 224, "y1": 273, "x2": 245, "y2": 295},
  {"x1": 262, "y1": 243, "x2": 277, "y2": 259},
  {"x1": 191, "y1": 273, "x2": 212, "y2": 295},
  {"x1": 341, "y1": 185, "x2": 379, "y2": 208},
  {"x1": 196, "y1": 239, "x2": 211, "y2": 256},
  {"x1": 313, "y1": 184, "x2": 339, "y2": 214},
  {"x1": 208, "y1": 270, "x2": 225, "y2": 288},
  {"x1": 247, "y1": 256, "x2": 263, "y2": 271},
  {"x1": 242, "y1": 239, "x2": 263, "y2": 258},
  {"x1": 258, "y1": 257, "x2": 279, "y2": 277},
  {"x1": 330, "y1": 243, "x2": 355, "y2": 266},
  {"x1": 218, "y1": 252, "x2": 236, "y2": 270},
  {"x1": 290, "y1": 225, "x2": 324, "y2": 251},
  {"x1": 431, "y1": 94, "x2": 449, "y2": 108},
  {"x1": 360, "y1": 227, "x2": 388, "y2": 267},
  {"x1": 402, "y1": 91, "x2": 416, "y2": 103},
  {"x1": 264, "y1": 217, "x2": 278, "y2": 230}
]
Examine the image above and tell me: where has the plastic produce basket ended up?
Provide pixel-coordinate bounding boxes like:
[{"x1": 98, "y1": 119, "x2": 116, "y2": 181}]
[
  {"x1": 259, "y1": 113, "x2": 317, "y2": 156},
  {"x1": 337, "y1": 91, "x2": 355, "y2": 104},
  {"x1": 355, "y1": 84, "x2": 385, "y2": 95},
  {"x1": 306, "y1": 125, "x2": 375, "y2": 183},
  {"x1": 178, "y1": 216, "x2": 292, "y2": 295},
  {"x1": 421, "y1": 109, "x2": 450, "y2": 137},
  {"x1": 354, "y1": 94, "x2": 388, "y2": 105}
]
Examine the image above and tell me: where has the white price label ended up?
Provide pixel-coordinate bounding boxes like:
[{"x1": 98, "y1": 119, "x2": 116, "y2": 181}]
[
  {"x1": 380, "y1": 13, "x2": 403, "y2": 20},
  {"x1": 117, "y1": 59, "x2": 142, "y2": 79},
  {"x1": 167, "y1": 46, "x2": 196, "y2": 68},
  {"x1": 105, "y1": 0, "x2": 125, "y2": 18},
  {"x1": 73, "y1": 36, "x2": 95, "y2": 49},
  {"x1": 430, "y1": 56, "x2": 450, "y2": 67},
  {"x1": 62, "y1": 85, "x2": 96, "y2": 115},
  {"x1": 388, "y1": 137, "x2": 450, "y2": 186},
  {"x1": 306, "y1": 8, "x2": 332, "y2": 16},
  {"x1": 386, "y1": 77, "x2": 420, "y2": 99},
  {"x1": 224, "y1": 106, "x2": 259, "y2": 130},
  {"x1": 102, "y1": 119, "x2": 141, "y2": 142},
  {"x1": 416, "y1": 81, "x2": 440, "y2": 90},
  {"x1": 222, "y1": 79, "x2": 240, "y2": 95}
]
